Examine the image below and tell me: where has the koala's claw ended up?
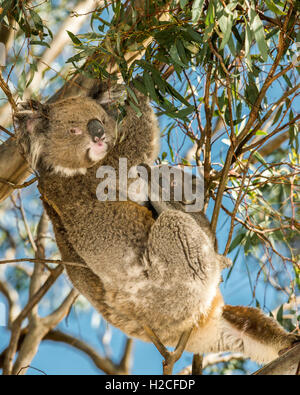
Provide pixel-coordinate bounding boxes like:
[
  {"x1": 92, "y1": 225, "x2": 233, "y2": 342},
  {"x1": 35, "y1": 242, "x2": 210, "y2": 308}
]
[
  {"x1": 290, "y1": 333, "x2": 300, "y2": 345},
  {"x1": 17, "y1": 99, "x2": 42, "y2": 111},
  {"x1": 15, "y1": 109, "x2": 34, "y2": 119},
  {"x1": 279, "y1": 334, "x2": 300, "y2": 355},
  {"x1": 15, "y1": 100, "x2": 46, "y2": 121}
]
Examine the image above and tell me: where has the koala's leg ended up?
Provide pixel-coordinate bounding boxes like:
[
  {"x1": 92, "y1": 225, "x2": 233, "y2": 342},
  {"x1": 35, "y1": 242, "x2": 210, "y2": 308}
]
[
  {"x1": 205, "y1": 305, "x2": 300, "y2": 364},
  {"x1": 220, "y1": 305, "x2": 300, "y2": 363},
  {"x1": 187, "y1": 304, "x2": 299, "y2": 364},
  {"x1": 145, "y1": 209, "x2": 222, "y2": 317}
]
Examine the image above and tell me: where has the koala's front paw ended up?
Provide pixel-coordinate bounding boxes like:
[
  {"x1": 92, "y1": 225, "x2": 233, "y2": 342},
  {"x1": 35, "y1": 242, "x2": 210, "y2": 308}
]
[
  {"x1": 15, "y1": 102, "x2": 34, "y2": 119},
  {"x1": 15, "y1": 100, "x2": 43, "y2": 119}
]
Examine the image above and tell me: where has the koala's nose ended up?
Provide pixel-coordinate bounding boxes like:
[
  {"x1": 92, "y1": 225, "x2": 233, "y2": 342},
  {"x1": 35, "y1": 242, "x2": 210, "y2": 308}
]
[{"x1": 87, "y1": 119, "x2": 105, "y2": 142}]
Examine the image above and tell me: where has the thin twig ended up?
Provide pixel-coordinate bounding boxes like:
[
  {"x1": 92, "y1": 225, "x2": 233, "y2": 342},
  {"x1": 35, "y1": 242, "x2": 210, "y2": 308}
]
[
  {"x1": 0, "y1": 125, "x2": 14, "y2": 137},
  {"x1": 0, "y1": 177, "x2": 37, "y2": 189},
  {"x1": 144, "y1": 325, "x2": 193, "y2": 375},
  {"x1": 192, "y1": 354, "x2": 203, "y2": 375},
  {"x1": 2, "y1": 266, "x2": 63, "y2": 375},
  {"x1": 0, "y1": 257, "x2": 88, "y2": 268}
]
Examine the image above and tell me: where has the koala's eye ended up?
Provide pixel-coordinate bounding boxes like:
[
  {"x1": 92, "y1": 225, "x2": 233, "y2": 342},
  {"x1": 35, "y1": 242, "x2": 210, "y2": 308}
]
[
  {"x1": 69, "y1": 127, "x2": 82, "y2": 135},
  {"x1": 87, "y1": 119, "x2": 105, "y2": 142}
]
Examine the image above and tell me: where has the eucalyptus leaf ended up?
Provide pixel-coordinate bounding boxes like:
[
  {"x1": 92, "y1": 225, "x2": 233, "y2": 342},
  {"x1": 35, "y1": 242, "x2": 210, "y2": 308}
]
[
  {"x1": 249, "y1": 7, "x2": 268, "y2": 62},
  {"x1": 192, "y1": 0, "x2": 205, "y2": 23},
  {"x1": 67, "y1": 31, "x2": 82, "y2": 45}
]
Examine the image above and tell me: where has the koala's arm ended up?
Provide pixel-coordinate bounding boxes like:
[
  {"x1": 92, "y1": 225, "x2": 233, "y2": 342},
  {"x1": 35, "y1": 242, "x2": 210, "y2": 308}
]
[
  {"x1": 42, "y1": 201, "x2": 108, "y2": 313},
  {"x1": 108, "y1": 89, "x2": 160, "y2": 168}
]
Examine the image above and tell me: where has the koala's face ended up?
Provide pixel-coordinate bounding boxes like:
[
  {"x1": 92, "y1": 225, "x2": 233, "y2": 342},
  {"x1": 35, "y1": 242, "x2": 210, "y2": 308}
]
[{"x1": 15, "y1": 97, "x2": 117, "y2": 177}]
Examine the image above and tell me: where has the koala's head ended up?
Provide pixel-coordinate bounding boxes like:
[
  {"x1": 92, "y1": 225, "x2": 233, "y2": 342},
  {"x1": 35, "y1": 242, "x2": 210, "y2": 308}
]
[{"x1": 15, "y1": 97, "x2": 117, "y2": 177}]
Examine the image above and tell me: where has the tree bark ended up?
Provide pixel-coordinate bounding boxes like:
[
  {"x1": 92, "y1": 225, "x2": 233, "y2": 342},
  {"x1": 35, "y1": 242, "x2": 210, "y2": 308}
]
[
  {"x1": 0, "y1": 138, "x2": 31, "y2": 202},
  {"x1": 253, "y1": 344, "x2": 300, "y2": 375}
]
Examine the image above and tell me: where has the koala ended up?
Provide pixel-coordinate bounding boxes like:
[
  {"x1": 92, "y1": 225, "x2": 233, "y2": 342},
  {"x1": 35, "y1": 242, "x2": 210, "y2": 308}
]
[{"x1": 15, "y1": 83, "x2": 299, "y2": 365}]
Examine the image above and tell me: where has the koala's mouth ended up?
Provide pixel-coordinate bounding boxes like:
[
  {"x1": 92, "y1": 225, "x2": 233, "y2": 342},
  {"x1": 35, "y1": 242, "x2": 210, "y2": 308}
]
[{"x1": 87, "y1": 139, "x2": 108, "y2": 163}]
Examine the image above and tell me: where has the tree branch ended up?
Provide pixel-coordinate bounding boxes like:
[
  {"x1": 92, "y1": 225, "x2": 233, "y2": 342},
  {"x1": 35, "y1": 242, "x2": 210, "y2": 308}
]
[
  {"x1": 2, "y1": 265, "x2": 63, "y2": 375},
  {"x1": 45, "y1": 329, "x2": 133, "y2": 374},
  {"x1": 0, "y1": 257, "x2": 88, "y2": 268},
  {"x1": 144, "y1": 325, "x2": 193, "y2": 375},
  {"x1": 253, "y1": 343, "x2": 300, "y2": 375}
]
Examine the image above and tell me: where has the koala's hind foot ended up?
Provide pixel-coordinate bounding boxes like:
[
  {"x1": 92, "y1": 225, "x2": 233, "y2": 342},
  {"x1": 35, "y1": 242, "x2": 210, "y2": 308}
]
[{"x1": 220, "y1": 305, "x2": 300, "y2": 363}]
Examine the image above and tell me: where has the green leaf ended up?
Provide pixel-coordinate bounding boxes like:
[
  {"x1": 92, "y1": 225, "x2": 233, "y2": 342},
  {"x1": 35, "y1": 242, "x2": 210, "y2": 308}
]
[
  {"x1": 165, "y1": 82, "x2": 190, "y2": 107},
  {"x1": 253, "y1": 151, "x2": 268, "y2": 167},
  {"x1": 161, "y1": 151, "x2": 168, "y2": 160},
  {"x1": 180, "y1": 0, "x2": 189, "y2": 8},
  {"x1": 129, "y1": 100, "x2": 142, "y2": 118},
  {"x1": 0, "y1": 0, "x2": 15, "y2": 25},
  {"x1": 174, "y1": 106, "x2": 194, "y2": 119},
  {"x1": 30, "y1": 40, "x2": 50, "y2": 48},
  {"x1": 185, "y1": 26, "x2": 203, "y2": 43},
  {"x1": 265, "y1": 0, "x2": 286, "y2": 15},
  {"x1": 255, "y1": 130, "x2": 268, "y2": 135},
  {"x1": 271, "y1": 104, "x2": 283, "y2": 126},
  {"x1": 282, "y1": 73, "x2": 292, "y2": 88},
  {"x1": 170, "y1": 43, "x2": 186, "y2": 67},
  {"x1": 29, "y1": 9, "x2": 43, "y2": 30},
  {"x1": 143, "y1": 73, "x2": 159, "y2": 102},
  {"x1": 205, "y1": 0, "x2": 215, "y2": 26},
  {"x1": 227, "y1": 35, "x2": 237, "y2": 56},
  {"x1": 249, "y1": 7, "x2": 268, "y2": 62},
  {"x1": 132, "y1": 78, "x2": 148, "y2": 96},
  {"x1": 26, "y1": 62, "x2": 38, "y2": 88},
  {"x1": 276, "y1": 304, "x2": 284, "y2": 324},
  {"x1": 66, "y1": 52, "x2": 84, "y2": 64},
  {"x1": 176, "y1": 40, "x2": 189, "y2": 66},
  {"x1": 245, "y1": 82, "x2": 259, "y2": 105},
  {"x1": 126, "y1": 86, "x2": 139, "y2": 104},
  {"x1": 192, "y1": 0, "x2": 205, "y2": 23},
  {"x1": 245, "y1": 22, "x2": 252, "y2": 69},
  {"x1": 228, "y1": 232, "x2": 246, "y2": 254},
  {"x1": 67, "y1": 31, "x2": 81, "y2": 45},
  {"x1": 219, "y1": 13, "x2": 233, "y2": 50}
]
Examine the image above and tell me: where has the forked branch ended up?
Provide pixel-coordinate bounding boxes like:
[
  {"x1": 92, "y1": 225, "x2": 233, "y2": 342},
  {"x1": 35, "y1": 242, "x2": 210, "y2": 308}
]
[{"x1": 144, "y1": 325, "x2": 193, "y2": 375}]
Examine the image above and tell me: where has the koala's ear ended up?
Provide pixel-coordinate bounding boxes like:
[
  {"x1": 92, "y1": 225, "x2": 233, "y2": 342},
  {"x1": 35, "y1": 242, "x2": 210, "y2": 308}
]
[{"x1": 14, "y1": 100, "x2": 49, "y2": 133}]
